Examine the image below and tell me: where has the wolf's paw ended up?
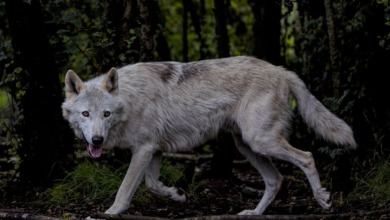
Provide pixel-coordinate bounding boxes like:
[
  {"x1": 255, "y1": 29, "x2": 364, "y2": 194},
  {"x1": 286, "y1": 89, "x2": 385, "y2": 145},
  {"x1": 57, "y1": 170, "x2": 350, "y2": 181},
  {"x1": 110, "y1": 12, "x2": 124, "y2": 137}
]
[
  {"x1": 238, "y1": 209, "x2": 261, "y2": 215},
  {"x1": 172, "y1": 187, "x2": 188, "y2": 202},
  {"x1": 85, "y1": 217, "x2": 104, "y2": 220},
  {"x1": 105, "y1": 201, "x2": 130, "y2": 214},
  {"x1": 314, "y1": 187, "x2": 332, "y2": 209}
]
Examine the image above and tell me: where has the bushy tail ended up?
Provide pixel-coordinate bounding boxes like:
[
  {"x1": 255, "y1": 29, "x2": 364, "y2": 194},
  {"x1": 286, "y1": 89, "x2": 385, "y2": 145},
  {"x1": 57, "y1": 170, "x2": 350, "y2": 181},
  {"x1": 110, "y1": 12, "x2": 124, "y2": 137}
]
[{"x1": 286, "y1": 71, "x2": 357, "y2": 148}]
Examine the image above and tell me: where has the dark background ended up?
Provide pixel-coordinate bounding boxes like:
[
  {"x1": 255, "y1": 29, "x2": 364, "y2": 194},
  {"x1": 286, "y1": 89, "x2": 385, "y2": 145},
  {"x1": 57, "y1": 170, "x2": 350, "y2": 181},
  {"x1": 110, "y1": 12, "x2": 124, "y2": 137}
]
[{"x1": 0, "y1": 0, "x2": 390, "y2": 218}]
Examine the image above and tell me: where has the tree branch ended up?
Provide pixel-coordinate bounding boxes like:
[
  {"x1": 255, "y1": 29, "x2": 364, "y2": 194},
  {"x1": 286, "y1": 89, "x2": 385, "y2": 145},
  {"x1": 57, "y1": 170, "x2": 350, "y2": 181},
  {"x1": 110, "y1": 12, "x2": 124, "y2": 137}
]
[
  {"x1": 1, "y1": 208, "x2": 390, "y2": 220},
  {"x1": 0, "y1": 212, "x2": 62, "y2": 220},
  {"x1": 89, "y1": 208, "x2": 390, "y2": 220}
]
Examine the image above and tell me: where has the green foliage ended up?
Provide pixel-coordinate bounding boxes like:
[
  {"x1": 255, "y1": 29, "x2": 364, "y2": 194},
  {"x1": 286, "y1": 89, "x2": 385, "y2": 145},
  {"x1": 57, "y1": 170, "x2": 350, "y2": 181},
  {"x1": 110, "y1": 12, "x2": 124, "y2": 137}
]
[
  {"x1": 0, "y1": 90, "x2": 10, "y2": 116},
  {"x1": 318, "y1": 147, "x2": 349, "y2": 159},
  {"x1": 322, "y1": 90, "x2": 355, "y2": 115},
  {"x1": 187, "y1": 172, "x2": 206, "y2": 203},
  {"x1": 227, "y1": 1, "x2": 255, "y2": 56},
  {"x1": 48, "y1": 160, "x2": 126, "y2": 206},
  {"x1": 43, "y1": 0, "x2": 139, "y2": 78},
  {"x1": 281, "y1": 2, "x2": 299, "y2": 65},
  {"x1": 378, "y1": 0, "x2": 390, "y2": 50},
  {"x1": 0, "y1": 89, "x2": 22, "y2": 174},
  {"x1": 348, "y1": 151, "x2": 390, "y2": 207},
  {"x1": 159, "y1": 159, "x2": 185, "y2": 187},
  {"x1": 0, "y1": 0, "x2": 388, "y2": 209},
  {"x1": 0, "y1": 10, "x2": 27, "y2": 170},
  {"x1": 161, "y1": 0, "x2": 255, "y2": 61},
  {"x1": 287, "y1": 0, "x2": 390, "y2": 155},
  {"x1": 48, "y1": 158, "x2": 185, "y2": 206},
  {"x1": 161, "y1": 0, "x2": 213, "y2": 61}
]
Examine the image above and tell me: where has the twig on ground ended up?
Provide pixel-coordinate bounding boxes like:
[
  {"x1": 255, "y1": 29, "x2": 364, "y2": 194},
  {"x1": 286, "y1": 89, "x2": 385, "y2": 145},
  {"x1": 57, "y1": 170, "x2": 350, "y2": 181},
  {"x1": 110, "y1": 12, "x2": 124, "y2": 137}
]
[{"x1": 1, "y1": 208, "x2": 389, "y2": 220}]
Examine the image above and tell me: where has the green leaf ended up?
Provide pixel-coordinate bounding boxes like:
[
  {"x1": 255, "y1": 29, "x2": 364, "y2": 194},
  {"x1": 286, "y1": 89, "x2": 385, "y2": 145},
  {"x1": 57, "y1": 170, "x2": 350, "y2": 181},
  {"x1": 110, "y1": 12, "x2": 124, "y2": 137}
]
[
  {"x1": 14, "y1": 67, "x2": 22, "y2": 73},
  {"x1": 119, "y1": 54, "x2": 126, "y2": 61},
  {"x1": 379, "y1": 39, "x2": 385, "y2": 47},
  {"x1": 62, "y1": 36, "x2": 70, "y2": 43},
  {"x1": 7, "y1": 131, "x2": 12, "y2": 141},
  {"x1": 93, "y1": 32, "x2": 102, "y2": 37},
  {"x1": 16, "y1": 82, "x2": 21, "y2": 88}
]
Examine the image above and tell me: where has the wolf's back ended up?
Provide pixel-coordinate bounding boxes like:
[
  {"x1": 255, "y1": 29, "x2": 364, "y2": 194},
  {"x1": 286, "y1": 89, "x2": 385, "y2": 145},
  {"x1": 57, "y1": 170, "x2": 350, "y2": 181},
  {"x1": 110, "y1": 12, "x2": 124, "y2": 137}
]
[{"x1": 285, "y1": 71, "x2": 357, "y2": 148}]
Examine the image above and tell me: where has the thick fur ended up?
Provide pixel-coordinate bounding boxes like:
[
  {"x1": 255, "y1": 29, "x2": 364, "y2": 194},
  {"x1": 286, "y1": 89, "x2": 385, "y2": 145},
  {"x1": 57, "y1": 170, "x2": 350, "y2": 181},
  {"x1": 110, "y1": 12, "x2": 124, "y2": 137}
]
[{"x1": 62, "y1": 56, "x2": 356, "y2": 215}]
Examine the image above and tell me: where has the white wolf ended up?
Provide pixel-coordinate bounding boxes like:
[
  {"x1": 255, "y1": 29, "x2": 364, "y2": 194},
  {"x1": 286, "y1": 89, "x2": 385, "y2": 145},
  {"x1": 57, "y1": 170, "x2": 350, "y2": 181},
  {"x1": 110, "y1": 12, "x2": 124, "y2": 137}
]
[{"x1": 62, "y1": 56, "x2": 356, "y2": 215}]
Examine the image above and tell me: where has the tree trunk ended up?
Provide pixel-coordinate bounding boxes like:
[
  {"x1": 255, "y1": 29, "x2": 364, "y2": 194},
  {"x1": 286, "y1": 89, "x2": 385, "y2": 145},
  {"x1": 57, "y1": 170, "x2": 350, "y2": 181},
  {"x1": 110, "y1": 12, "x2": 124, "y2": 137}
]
[
  {"x1": 155, "y1": 18, "x2": 172, "y2": 62},
  {"x1": 182, "y1": 0, "x2": 189, "y2": 62},
  {"x1": 108, "y1": 0, "x2": 139, "y2": 64},
  {"x1": 324, "y1": 0, "x2": 353, "y2": 194},
  {"x1": 138, "y1": 0, "x2": 170, "y2": 62},
  {"x1": 248, "y1": 0, "x2": 265, "y2": 59},
  {"x1": 213, "y1": 0, "x2": 230, "y2": 58},
  {"x1": 199, "y1": 0, "x2": 209, "y2": 59},
  {"x1": 249, "y1": 0, "x2": 282, "y2": 65},
  {"x1": 155, "y1": 30, "x2": 172, "y2": 61},
  {"x1": 4, "y1": 0, "x2": 74, "y2": 183},
  {"x1": 153, "y1": 0, "x2": 171, "y2": 61},
  {"x1": 324, "y1": 0, "x2": 340, "y2": 104},
  {"x1": 188, "y1": 0, "x2": 208, "y2": 60},
  {"x1": 139, "y1": 0, "x2": 158, "y2": 62},
  {"x1": 211, "y1": 0, "x2": 234, "y2": 179},
  {"x1": 264, "y1": 1, "x2": 282, "y2": 65}
]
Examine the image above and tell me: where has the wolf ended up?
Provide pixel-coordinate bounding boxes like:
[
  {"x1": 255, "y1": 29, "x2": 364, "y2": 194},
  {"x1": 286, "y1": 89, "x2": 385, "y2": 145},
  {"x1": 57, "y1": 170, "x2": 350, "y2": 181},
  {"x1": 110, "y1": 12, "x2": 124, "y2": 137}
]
[{"x1": 61, "y1": 56, "x2": 356, "y2": 215}]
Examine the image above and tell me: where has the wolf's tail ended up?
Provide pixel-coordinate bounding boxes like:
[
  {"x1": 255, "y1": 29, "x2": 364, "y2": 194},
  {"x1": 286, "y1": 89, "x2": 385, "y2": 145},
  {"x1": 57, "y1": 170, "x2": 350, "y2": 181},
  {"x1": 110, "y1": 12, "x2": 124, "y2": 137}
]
[{"x1": 286, "y1": 71, "x2": 357, "y2": 148}]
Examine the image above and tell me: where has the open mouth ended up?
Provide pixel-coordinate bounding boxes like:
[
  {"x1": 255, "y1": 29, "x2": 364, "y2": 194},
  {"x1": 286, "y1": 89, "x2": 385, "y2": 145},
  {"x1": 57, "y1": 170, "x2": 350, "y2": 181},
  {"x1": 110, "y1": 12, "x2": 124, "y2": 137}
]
[{"x1": 88, "y1": 143, "x2": 102, "y2": 158}]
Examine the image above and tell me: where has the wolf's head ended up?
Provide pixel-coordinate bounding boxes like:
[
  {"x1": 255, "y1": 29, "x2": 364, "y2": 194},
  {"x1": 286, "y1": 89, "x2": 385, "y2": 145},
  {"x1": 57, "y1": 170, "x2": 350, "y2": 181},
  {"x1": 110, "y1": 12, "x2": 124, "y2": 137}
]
[{"x1": 61, "y1": 68, "x2": 125, "y2": 158}]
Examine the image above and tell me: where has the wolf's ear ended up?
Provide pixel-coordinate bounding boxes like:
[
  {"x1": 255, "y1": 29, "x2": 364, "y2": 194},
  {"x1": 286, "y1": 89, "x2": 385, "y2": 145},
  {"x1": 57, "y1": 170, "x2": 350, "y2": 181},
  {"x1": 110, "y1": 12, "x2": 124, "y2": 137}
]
[
  {"x1": 65, "y1": 70, "x2": 85, "y2": 98},
  {"x1": 102, "y1": 68, "x2": 119, "y2": 95}
]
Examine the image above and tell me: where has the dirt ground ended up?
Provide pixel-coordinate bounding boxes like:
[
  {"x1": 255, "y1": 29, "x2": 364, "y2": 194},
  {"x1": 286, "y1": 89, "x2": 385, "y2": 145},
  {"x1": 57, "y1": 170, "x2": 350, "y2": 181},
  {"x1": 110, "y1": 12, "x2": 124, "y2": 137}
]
[{"x1": 1, "y1": 155, "x2": 389, "y2": 220}]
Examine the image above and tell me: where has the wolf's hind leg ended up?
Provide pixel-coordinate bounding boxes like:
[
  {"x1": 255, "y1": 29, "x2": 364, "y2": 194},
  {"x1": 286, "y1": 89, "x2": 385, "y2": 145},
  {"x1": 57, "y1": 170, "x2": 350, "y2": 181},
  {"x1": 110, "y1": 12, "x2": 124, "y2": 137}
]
[
  {"x1": 145, "y1": 151, "x2": 188, "y2": 202},
  {"x1": 249, "y1": 137, "x2": 332, "y2": 210},
  {"x1": 233, "y1": 133, "x2": 283, "y2": 215}
]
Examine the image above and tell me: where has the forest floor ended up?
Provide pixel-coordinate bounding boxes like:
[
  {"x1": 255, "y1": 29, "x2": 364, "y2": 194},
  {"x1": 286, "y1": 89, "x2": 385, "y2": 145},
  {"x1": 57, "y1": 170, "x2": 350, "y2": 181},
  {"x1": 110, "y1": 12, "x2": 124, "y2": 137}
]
[{"x1": 1, "y1": 153, "x2": 389, "y2": 220}]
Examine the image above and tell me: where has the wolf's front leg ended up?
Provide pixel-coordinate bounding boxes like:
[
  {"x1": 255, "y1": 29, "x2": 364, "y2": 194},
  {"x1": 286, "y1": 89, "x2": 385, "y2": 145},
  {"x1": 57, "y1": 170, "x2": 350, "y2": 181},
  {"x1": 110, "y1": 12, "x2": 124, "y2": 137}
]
[
  {"x1": 145, "y1": 151, "x2": 188, "y2": 202},
  {"x1": 105, "y1": 145, "x2": 154, "y2": 214}
]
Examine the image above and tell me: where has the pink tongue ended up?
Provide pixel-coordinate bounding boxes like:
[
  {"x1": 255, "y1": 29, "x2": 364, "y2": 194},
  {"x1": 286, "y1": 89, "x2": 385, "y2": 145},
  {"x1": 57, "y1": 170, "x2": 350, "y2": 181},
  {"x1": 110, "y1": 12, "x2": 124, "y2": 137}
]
[{"x1": 88, "y1": 144, "x2": 102, "y2": 158}]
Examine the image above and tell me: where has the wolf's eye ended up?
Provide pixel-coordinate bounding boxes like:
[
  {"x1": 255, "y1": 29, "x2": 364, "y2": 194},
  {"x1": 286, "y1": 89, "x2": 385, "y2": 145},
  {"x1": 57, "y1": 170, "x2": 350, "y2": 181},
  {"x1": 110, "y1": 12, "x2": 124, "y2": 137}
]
[
  {"x1": 82, "y1": 111, "x2": 89, "y2": 117},
  {"x1": 104, "y1": 111, "x2": 111, "y2": 117}
]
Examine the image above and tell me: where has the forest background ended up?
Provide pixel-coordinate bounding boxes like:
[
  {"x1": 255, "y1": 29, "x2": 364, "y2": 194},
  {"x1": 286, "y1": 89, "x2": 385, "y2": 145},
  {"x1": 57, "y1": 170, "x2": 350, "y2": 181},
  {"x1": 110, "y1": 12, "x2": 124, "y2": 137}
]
[{"x1": 0, "y1": 0, "x2": 390, "y2": 219}]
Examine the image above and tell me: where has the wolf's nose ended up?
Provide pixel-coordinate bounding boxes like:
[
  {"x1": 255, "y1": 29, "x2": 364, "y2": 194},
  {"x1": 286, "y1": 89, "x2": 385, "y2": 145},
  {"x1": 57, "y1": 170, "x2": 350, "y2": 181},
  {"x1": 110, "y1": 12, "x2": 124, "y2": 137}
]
[{"x1": 92, "y1": 136, "x2": 104, "y2": 145}]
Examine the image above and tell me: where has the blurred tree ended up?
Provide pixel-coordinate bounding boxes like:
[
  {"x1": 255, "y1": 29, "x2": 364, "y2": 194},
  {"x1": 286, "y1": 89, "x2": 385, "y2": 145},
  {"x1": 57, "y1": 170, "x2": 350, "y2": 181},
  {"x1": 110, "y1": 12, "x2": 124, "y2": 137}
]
[
  {"x1": 290, "y1": 0, "x2": 390, "y2": 193},
  {"x1": 0, "y1": 0, "x2": 389, "y2": 198},
  {"x1": 323, "y1": 0, "x2": 352, "y2": 193},
  {"x1": 139, "y1": 0, "x2": 157, "y2": 62},
  {"x1": 324, "y1": 0, "x2": 341, "y2": 103},
  {"x1": 108, "y1": 0, "x2": 140, "y2": 65},
  {"x1": 188, "y1": 0, "x2": 209, "y2": 60},
  {"x1": 155, "y1": 5, "x2": 172, "y2": 61},
  {"x1": 248, "y1": 0, "x2": 282, "y2": 65},
  {"x1": 211, "y1": 0, "x2": 235, "y2": 179},
  {"x1": 213, "y1": 0, "x2": 230, "y2": 58},
  {"x1": 4, "y1": 0, "x2": 73, "y2": 183},
  {"x1": 182, "y1": 0, "x2": 189, "y2": 62}
]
